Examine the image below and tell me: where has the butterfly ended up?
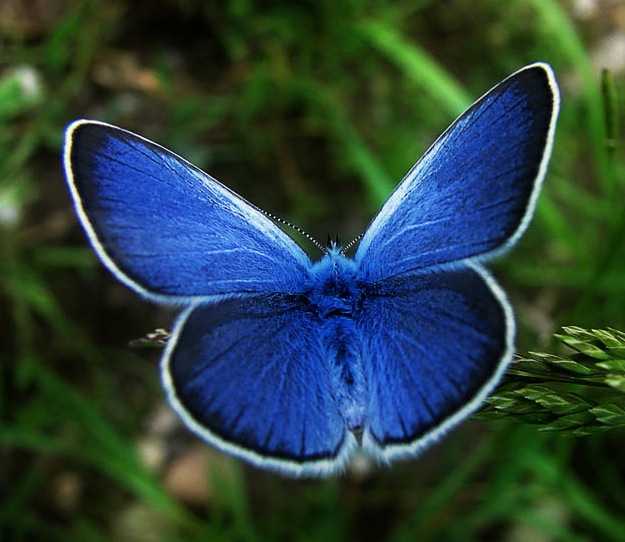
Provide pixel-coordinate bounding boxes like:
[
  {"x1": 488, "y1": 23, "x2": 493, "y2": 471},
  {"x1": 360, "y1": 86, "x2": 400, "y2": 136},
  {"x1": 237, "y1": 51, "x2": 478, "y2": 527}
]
[{"x1": 64, "y1": 63, "x2": 559, "y2": 477}]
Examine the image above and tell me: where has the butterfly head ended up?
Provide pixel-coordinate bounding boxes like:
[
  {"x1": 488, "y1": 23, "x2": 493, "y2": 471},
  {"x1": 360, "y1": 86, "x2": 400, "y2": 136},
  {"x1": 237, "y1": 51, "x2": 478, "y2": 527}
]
[{"x1": 325, "y1": 234, "x2": 343, "y2": 255}]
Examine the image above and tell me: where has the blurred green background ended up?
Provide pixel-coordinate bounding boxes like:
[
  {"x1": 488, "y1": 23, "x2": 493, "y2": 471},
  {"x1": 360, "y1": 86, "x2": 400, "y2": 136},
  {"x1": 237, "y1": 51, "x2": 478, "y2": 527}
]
[{"x1": 2, "y1": 0, "x2": 625, "y2": 540}]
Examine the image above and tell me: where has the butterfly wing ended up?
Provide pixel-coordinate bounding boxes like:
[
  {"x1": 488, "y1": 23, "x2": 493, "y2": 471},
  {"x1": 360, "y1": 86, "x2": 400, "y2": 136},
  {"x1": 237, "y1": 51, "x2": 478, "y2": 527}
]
[
  {"x1": 357, "y1": 263, "x2": 512, "y2": 460},
  {"x1": 162, "y1": 295, "x2": 355, "y2": 476},
  {"x1": 355, "y1": 63, "x2": 559, "y2": 283},
  {"x1": 64, "y1": 121, "x2": 311, "y2": 303}
]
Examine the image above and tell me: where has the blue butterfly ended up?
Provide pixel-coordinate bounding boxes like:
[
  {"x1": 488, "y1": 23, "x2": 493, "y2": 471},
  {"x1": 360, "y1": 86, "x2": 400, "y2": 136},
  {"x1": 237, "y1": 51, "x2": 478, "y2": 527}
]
[{"x1": 64, "y1": 63, "x2": 559, "y2": 477}]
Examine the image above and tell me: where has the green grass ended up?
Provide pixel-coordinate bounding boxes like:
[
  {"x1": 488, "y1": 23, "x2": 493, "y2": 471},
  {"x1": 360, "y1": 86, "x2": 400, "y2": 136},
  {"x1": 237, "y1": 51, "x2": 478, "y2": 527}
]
[{"x1": 2, "y1": 0, "x2": 625, "y2": 540}]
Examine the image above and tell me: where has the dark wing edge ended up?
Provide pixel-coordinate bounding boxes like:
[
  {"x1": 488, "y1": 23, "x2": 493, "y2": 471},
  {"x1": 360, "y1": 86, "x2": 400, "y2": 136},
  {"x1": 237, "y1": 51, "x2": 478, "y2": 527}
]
[
  {"x1": 63, "y1": 120, "x2": 160, "y2": 300},
  {"x1": 479, "y1": 62, "x2": 560, "y2": 260}
]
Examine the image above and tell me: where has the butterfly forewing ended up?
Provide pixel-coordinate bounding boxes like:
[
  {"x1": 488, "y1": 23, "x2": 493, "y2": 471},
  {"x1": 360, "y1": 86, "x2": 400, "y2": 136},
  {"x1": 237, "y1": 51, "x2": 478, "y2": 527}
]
[
  {"x1": 64, "y1": 121, "x2": 312, "y2": 303},
  {"x1": 355, "y1": 63, "x2": 559, "y2": 283}
]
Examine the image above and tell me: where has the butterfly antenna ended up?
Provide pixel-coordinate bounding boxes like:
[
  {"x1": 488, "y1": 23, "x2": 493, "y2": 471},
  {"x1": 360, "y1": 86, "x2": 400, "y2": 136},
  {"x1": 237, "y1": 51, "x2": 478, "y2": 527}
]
[
  {"x1": 258, "y1": 208, "x2": 325, "y2": 253},
  {"x1": 341, "y1": 233, "x2": 363, "y2": 254}
]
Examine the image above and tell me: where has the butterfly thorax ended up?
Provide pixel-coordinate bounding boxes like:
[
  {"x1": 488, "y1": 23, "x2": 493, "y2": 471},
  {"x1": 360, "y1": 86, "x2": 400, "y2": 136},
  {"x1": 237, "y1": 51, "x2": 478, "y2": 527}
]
[
  {"x1": 307, "y1": 249, "x2": 367, "y2": 431},
  {"x1": 307, "y1": 248, "x2": 360, "y2": 315}
]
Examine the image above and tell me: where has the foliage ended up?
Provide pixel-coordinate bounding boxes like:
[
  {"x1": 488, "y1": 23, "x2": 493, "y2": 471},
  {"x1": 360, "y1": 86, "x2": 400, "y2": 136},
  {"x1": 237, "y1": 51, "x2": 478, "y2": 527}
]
[{"x1": 477, "y1": 327, "x2": 625, "y2": 436}]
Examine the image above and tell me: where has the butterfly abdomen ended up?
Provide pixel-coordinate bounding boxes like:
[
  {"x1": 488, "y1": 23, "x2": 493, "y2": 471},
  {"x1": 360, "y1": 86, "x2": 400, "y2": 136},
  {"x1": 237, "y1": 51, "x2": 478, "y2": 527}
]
[{"x1": 323, "y1": 316, "x2": 367, "y2": 432}]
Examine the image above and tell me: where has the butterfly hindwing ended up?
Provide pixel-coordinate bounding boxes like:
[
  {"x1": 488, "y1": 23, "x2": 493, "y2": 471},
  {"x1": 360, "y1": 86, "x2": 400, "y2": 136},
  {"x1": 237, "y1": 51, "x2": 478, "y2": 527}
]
[
  {"x1": 355, "y1": 63, "x2": 559, "y2": 283},
  {"x1": 64, "y1": 121, "x2": 311, "y2": 303},
  {"x1": 162, "y1": 296, "x2": 356, "y2": 476},
  {"x1": 357, "y1": 263, "x2": 512, "y2": 460}
]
